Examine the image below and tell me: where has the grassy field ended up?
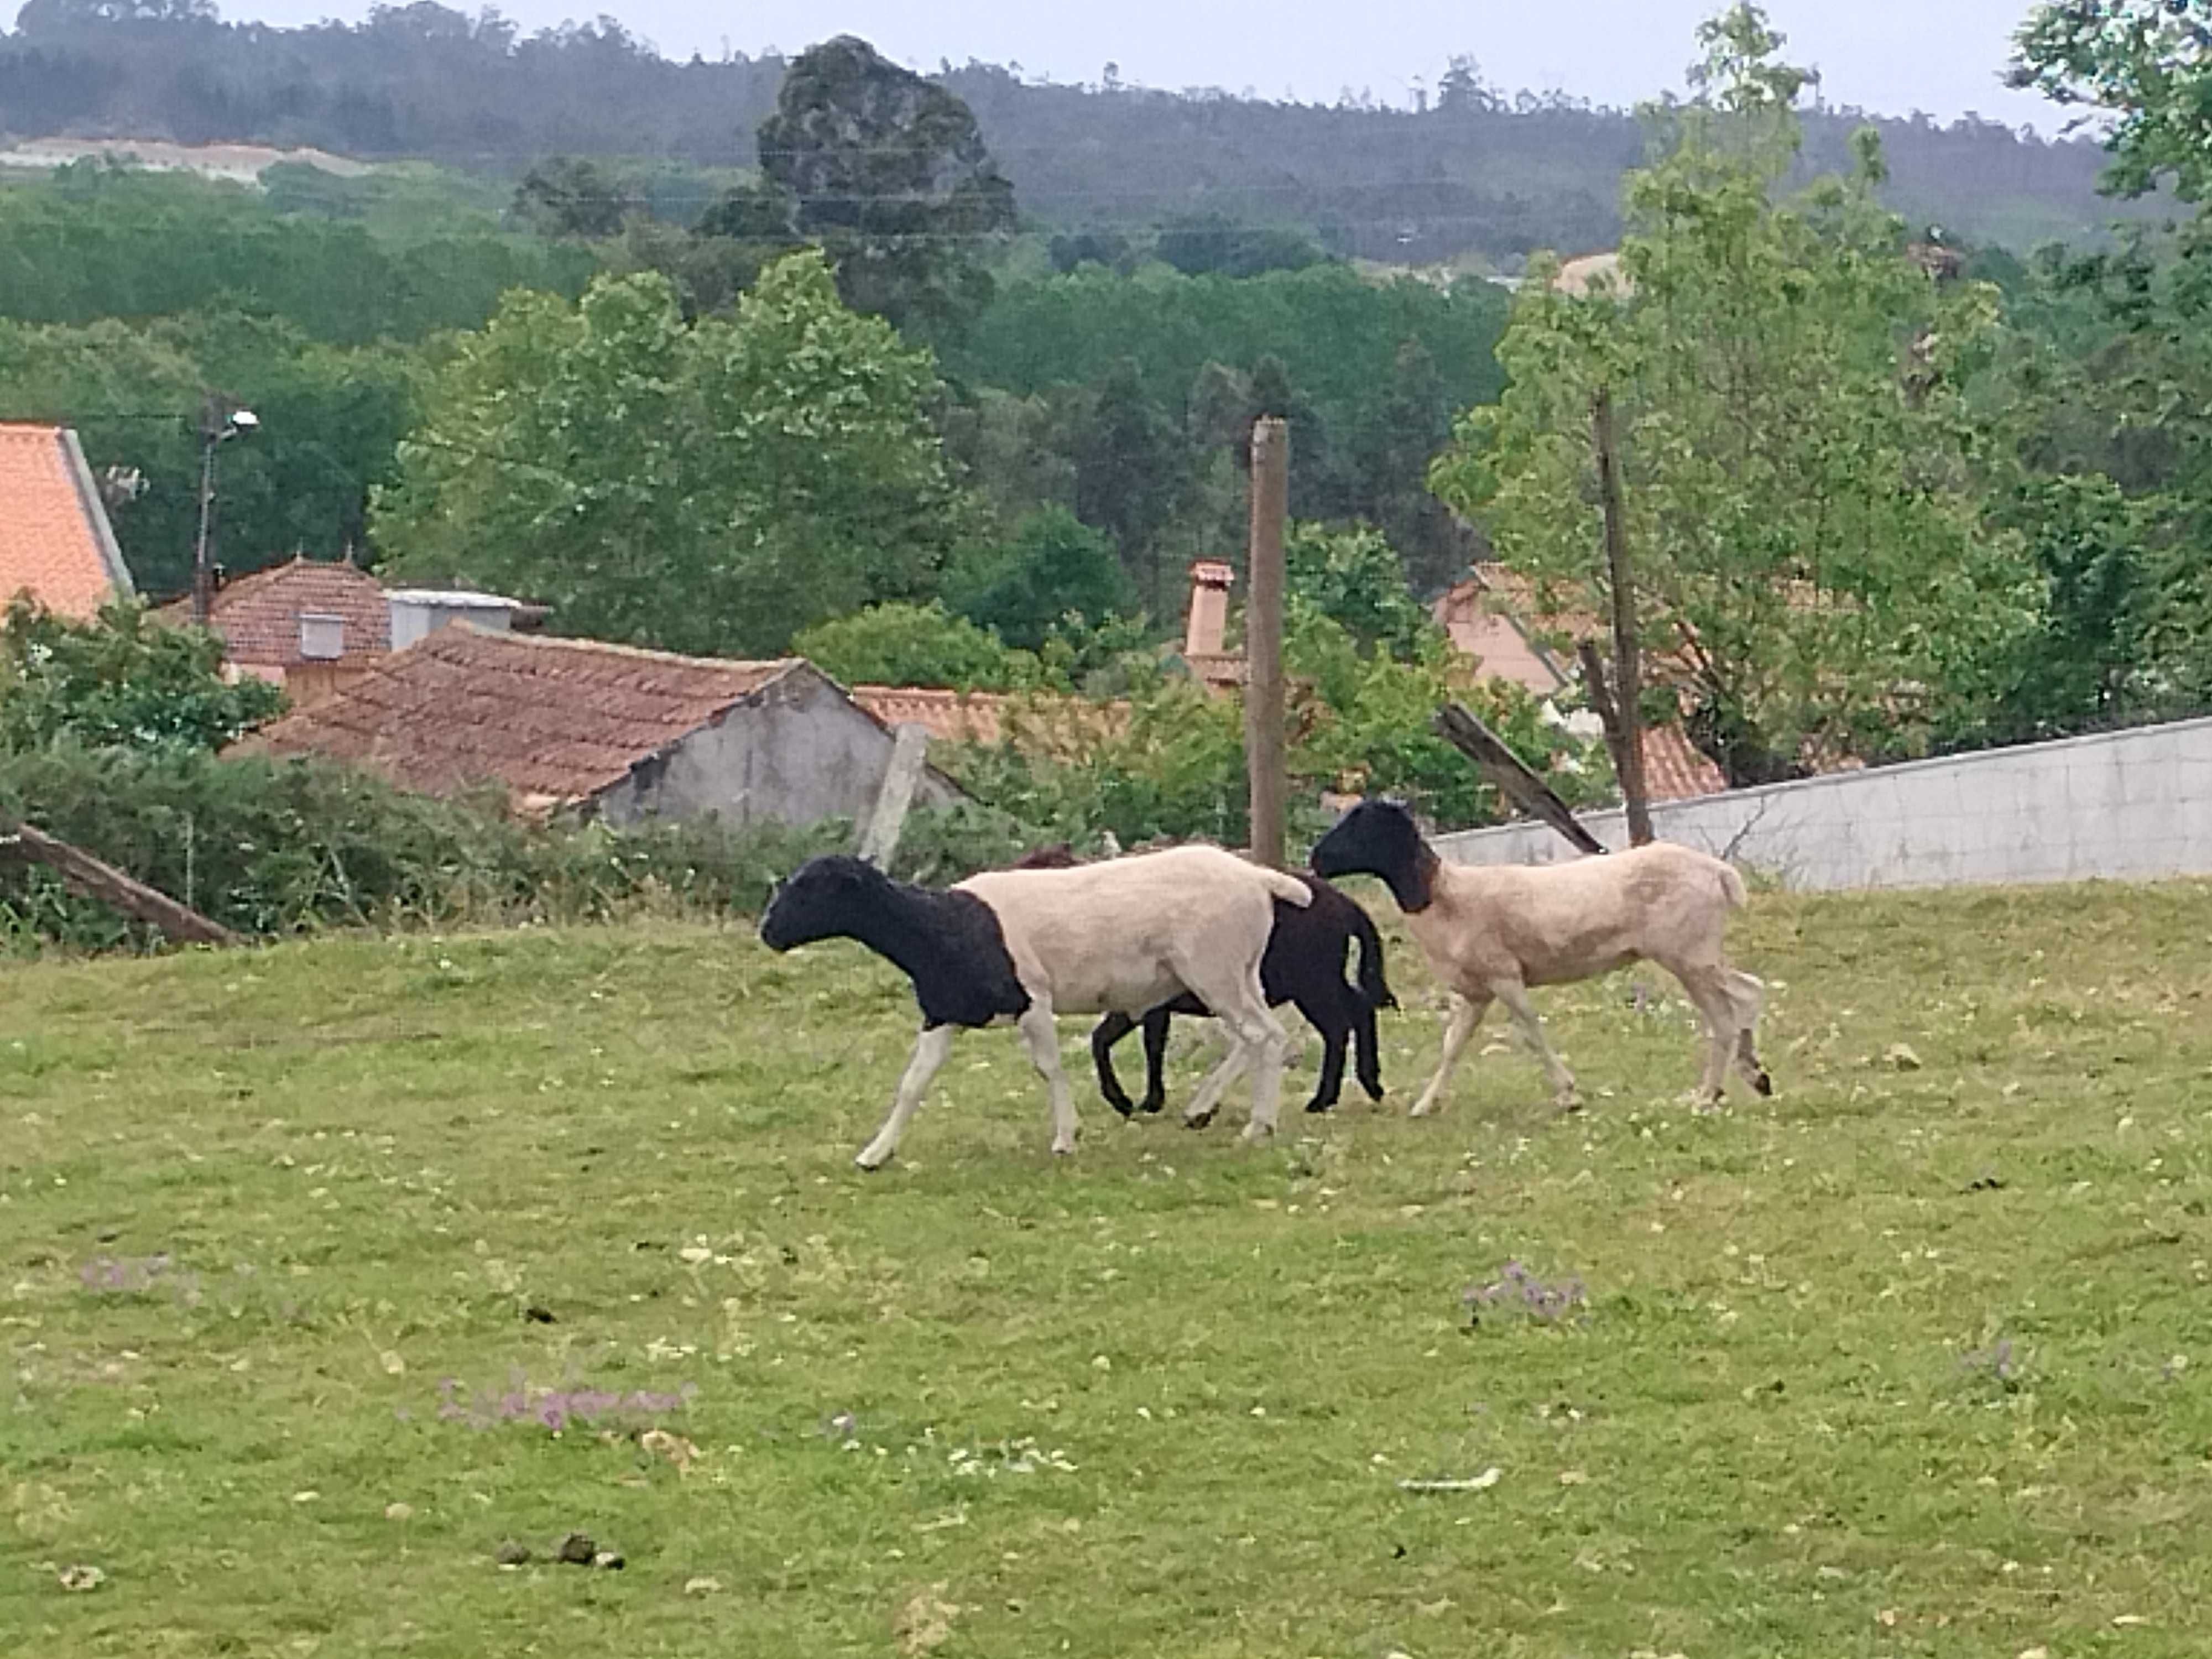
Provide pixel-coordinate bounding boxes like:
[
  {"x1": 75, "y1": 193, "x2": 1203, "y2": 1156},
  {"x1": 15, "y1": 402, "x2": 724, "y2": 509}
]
[{"x1": 4, "y1": 878, "x2": 2212, "y2": 1657}]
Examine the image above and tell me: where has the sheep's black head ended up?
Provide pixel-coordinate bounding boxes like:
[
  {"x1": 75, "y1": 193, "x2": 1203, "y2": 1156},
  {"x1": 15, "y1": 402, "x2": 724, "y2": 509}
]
[
  {"x1": 759, "y1": 854, "x2": 888, "y2": 951},
  {"x1": 1311, "y1": 799, "x2": 1435, "y2": 912}
]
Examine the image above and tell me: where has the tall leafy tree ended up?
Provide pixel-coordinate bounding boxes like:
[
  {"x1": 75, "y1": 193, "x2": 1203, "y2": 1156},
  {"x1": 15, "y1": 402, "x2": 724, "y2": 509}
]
[
  {"x1": 1071, "y1": 359, "x2": 1189, "y2": 617},
  {"x1": 1431, "y1": 4, "x2": 2039, "y2": 782},
  {"x1": 371, "y1": 252, "x2": 968, "y2": 657},
  {"x1": 741, "y1": 35, "x2": 1016, "y2": 343}
]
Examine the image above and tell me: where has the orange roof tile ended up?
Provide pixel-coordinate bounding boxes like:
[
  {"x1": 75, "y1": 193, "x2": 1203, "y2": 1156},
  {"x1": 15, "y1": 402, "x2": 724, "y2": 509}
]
[
  {"x1": 0, "y1": 422, "x2": 134, "y2": 619},
  {"x1": 851, "y1": 684, "x2": 1129, "y2": 755},
  {"x1": 1640, "y1": 724, "x2": 1728, "y2": 802},
  {"x1": 158, "y1": 554, "x2": 391, "y2": 666},
  {"x1": 236, "y1": 627, "x2": 808, "y2": 803}
]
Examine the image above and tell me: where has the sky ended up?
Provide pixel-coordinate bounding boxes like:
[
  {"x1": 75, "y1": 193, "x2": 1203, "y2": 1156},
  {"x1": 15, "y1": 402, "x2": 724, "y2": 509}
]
[{"x1": 220, "y1": 0, "x2": 2079, "y2": 133}]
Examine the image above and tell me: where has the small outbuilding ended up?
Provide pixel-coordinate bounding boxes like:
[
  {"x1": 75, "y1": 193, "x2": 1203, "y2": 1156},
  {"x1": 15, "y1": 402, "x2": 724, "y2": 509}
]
[{"x1": 235, "y1": 624, "x2": 963, "y2": 827}]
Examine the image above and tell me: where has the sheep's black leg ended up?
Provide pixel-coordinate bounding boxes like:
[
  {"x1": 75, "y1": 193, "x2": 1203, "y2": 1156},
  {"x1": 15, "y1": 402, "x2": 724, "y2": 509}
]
[
  {"x1": 1090, "y1": 1013, "x2": 1140, "y2": 1118},
  {"x1": 1138, "y1": 1008, "x2": 1171, "y2": 1114},
  {"x1": 1306, "y1": 1004, "x2": 1348, "y2": 1113},
  {"x1": 1353, "y1": 993, "x2": 1385, "y2": 1102}
]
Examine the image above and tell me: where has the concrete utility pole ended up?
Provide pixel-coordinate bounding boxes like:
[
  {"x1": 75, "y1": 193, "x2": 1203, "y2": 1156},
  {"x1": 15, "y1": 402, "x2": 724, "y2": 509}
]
[
  {"x1": 1245, "y1": 416, "x2": 1289, "y2": 869},
  {"x1": 191, "y1": 396, "x2": 258, "y2": 627}
]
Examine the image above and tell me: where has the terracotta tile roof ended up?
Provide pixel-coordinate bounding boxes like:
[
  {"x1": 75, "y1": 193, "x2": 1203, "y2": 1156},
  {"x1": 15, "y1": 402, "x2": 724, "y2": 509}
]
[
  {"x1": 1436, "y1": 565, "x2": 1729, "y2": 802},
  {"x1": 158, "y1": 554, "x2": 392, "y2": 666},
  {"x1": 1640, "y1": 724, "x2": 1728, "y2": 802},
  {"x1": 236, "y1": 626, "x2": 806, "y2": 804},
  {"x1": 851, "y1": 684, "x2": 1128, "y2": 755},
  {"x1": 0, "y1": 422, "x2": 135, "y2": 619}
]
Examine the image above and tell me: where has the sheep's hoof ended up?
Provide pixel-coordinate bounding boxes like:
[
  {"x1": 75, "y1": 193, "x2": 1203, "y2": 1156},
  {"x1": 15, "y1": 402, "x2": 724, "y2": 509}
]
[
  {"x1": 1103, "y1": 1097, "x2": 1138, "y2": 1120},
  {"x1": 1050, "y1": 1136, "x2": 1078, "y2": 1157},
  {"x1": 854, "y1": 1147, "x2": 893, "y2": 1172},
  {"x1": 1302, "y1": 1097, "x2": 1334, "y2": 1115},
  {"x1": 1241, "y1": 1120, "x2": 1276, "y2": 1144},
  {"x1": 1408, "y1": 1099, "x2": 1437, "y2": 1119},
  {"x1": 1554, "y1": 1092, "x2": 1584, "y2": 1115},
  {"x1": 1752, "y1": 1071, "x2": 1775, "y2": 1097},
  {"x1": 1183, "y1": 1108, "x2": 1216, "y2": 1130},
  {"x1": 1138, "y1": 1097, "x2": 1166, "y2": 1117}
]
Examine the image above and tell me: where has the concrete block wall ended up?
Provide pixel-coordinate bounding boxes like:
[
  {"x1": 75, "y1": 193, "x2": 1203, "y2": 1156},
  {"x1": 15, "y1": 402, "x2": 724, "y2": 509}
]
[{"x1": 1431, "y1": 716, "x2": 2212, "y2": 891}]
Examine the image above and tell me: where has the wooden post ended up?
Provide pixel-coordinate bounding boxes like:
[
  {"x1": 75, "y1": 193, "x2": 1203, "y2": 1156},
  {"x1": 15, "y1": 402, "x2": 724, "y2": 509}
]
[
  {"x1": 1432, "y1": 702, "x2": 1608, "y2": 857},
  {"x1": 0, "y1": 821, "x2": 238, "y2": 945},
  {"x1": 1592, "y1": 387, "x2": 1653, "y2": 846},
  {"x1": 858, "y1": 723, "x2": 931, "y2": 870},
  {"x1": 1245, "y1": 416, "x2": 1288, "y2": 869}
]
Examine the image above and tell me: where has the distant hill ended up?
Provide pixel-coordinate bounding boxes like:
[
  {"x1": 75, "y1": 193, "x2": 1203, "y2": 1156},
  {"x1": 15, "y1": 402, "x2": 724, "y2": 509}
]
[{"x1": 0, "y1": 2, "x2": 2160, "y2": 258}]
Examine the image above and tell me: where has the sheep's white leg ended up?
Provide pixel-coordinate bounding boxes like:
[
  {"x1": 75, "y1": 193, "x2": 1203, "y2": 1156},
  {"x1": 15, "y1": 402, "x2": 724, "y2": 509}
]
[
  {"x1": 856, "y1": 1025, "x2": 956, "y2": 1170},
  {"x1": 1726, "y1": 970, "x2": 1773, "y2": 1096},
  {"x1": 1491, "y1": 980, "x2": 1579, "y2": 1110},
  {"x1": 1234, "y1": 1006, "x2": 1293, "y2": 1143},
  {"x1": 1180, "y1": 1036, "x2": 1253, "y2": 1130},
  {"x1": 1017, "y1": 1004, "x2": 1081, "y2": 1157},
  {"x1": 1672, "y1": 966, "x2": 1741, "y2": 1108},
  {"x1": 1411, "y1": 993, "x2": 1490, "y2": 1118}
]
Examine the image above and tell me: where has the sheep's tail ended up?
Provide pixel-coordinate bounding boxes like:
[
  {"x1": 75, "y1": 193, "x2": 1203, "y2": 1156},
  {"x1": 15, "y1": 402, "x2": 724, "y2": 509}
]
[
  {"x1": 1258, "y1": 867, "x2": 1315, "y2": 907},
  {"x1": 1349, "y1": 903, "x2": 1396, "y2": 1011},
  {"x1": 1718, "y1": 860, "x2": 1748, "y2": 910}
]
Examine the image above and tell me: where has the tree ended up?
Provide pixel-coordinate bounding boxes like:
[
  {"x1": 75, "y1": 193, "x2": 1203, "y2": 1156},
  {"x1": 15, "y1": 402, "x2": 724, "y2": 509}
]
[
  {"x1": 511, "y1": 156, "x2": 639, "y2": 239},
  {"x1": 371, "y1": 253, "x2": 969, "y2": 657},
  {"x1": 1154, "y1": 213, "x2": 1328, "y2": 279},
  {"x1": 1071, "y1": 359, "x2": 1189, "y2": 617},
  {"x1": 1432, "y1": 6, "x2": 2039, "y2": 784},
  {"x1": 792, "y1": 601, "x2": 1030, "y2": 691},
  {"x1": 944, "y1": 507, "x2": 1134, "y2": 651},
  {"x1": 749, "y1": 35, "x2": 1016, "y2": 342},
  {"x1": 2012, "y1": 1, "x2": 2212, "y2": 202},
  {"x1": 0, "y1": 597, "x2": 284, "y2": 753},
  {"x1": 1282, "y1": 521, "x2": 1439, "y2": 660},
  {"x1": 1357, "y1": 337, "x2": 1469, "y2": 593}
]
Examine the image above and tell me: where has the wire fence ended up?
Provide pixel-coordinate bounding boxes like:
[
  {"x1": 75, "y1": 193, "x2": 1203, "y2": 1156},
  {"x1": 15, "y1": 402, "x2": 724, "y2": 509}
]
[{"x1": 1433, "y1": 714, "x2": 2212, "y2": 891}]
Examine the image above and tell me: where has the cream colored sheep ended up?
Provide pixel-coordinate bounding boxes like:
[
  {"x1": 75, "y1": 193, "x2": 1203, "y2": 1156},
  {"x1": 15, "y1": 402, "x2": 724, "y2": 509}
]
[
  {"x1": 758, "y1": 846, "x2": 1311, "y2": 1167},
  {"x1": 1311, "y1": 800, "x2": 1770, "y2": 1113}
]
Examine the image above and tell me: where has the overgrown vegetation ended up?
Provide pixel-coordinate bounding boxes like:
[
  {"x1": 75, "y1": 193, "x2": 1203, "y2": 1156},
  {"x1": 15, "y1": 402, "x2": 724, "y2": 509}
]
[
  {"x1": 0, "y1": 742, "x2": 1048, "y2": 954},
  {"x1": 0, "y1": 597, "x2": 284, "y2": 753}
]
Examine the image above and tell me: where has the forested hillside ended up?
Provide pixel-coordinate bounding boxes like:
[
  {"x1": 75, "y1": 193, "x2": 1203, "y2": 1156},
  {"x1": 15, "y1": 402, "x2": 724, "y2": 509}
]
[{"x1": 0, "y1": 1, "x2": 2161, "y2": 260}]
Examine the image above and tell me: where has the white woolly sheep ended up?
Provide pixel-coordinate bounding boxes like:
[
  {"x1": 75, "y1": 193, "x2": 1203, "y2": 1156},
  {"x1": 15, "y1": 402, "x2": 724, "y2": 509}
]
[
  {"x1": 758, "y1": 846, "x2": 1312, "y2": 1167},
  {"x1": 1311, "y1": 800, "x2": 1770, "y2": 1113}
]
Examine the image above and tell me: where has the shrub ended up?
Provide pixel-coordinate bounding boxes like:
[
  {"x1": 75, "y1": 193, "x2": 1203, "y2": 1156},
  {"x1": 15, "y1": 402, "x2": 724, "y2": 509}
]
[{"x1": 0, "y1": 597, "x2": 286, "y2": 753}]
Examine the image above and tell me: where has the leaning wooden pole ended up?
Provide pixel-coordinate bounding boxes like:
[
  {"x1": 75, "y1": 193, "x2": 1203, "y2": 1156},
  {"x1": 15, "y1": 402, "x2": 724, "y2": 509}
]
[
  {"x1": 1592, "y1": 386, "x2": 1654, "y2": 846},
  {"x1": 1245, "y1": 416, "x2": 1289, "y2": 869},
  {"x1": 0, "y1": 821, "x2": 238, "y2": 946},
  {"x1": 1432, "y1": 702, "x2": 1608, "y2": 858}
]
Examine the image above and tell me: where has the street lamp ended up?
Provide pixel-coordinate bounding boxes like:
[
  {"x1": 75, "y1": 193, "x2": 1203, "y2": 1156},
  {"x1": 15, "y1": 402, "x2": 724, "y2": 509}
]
[{"x1": 191, "y1": 397, "x2": 258, "y2": 625}]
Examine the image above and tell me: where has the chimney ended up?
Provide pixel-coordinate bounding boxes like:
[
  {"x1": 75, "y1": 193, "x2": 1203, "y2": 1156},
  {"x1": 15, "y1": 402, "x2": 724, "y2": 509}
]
[{"x1": 1184, "y1": 560, "x2": 1234, "y2": 660}]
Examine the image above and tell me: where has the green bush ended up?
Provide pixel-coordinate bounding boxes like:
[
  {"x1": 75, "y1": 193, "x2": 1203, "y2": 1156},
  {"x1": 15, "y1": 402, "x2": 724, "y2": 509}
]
[{"x1": 0, "y1": 598, "x2": 286, "y2": 754}]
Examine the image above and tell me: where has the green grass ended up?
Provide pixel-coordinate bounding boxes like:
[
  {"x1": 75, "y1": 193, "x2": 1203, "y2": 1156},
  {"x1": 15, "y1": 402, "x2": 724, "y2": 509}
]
[{"x1": 4, "y1": 880, "x2": 2212, "y2": 1657}]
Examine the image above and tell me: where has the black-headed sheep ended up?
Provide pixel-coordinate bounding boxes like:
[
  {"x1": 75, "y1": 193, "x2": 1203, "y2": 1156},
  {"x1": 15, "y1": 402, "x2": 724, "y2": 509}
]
[
  {"x1": 758, "y1": 846, "x2": 1311, "y2": 1166},
  {"x1": 1310, "y1": 800, "x2": 1770, "y2": 1113}
]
